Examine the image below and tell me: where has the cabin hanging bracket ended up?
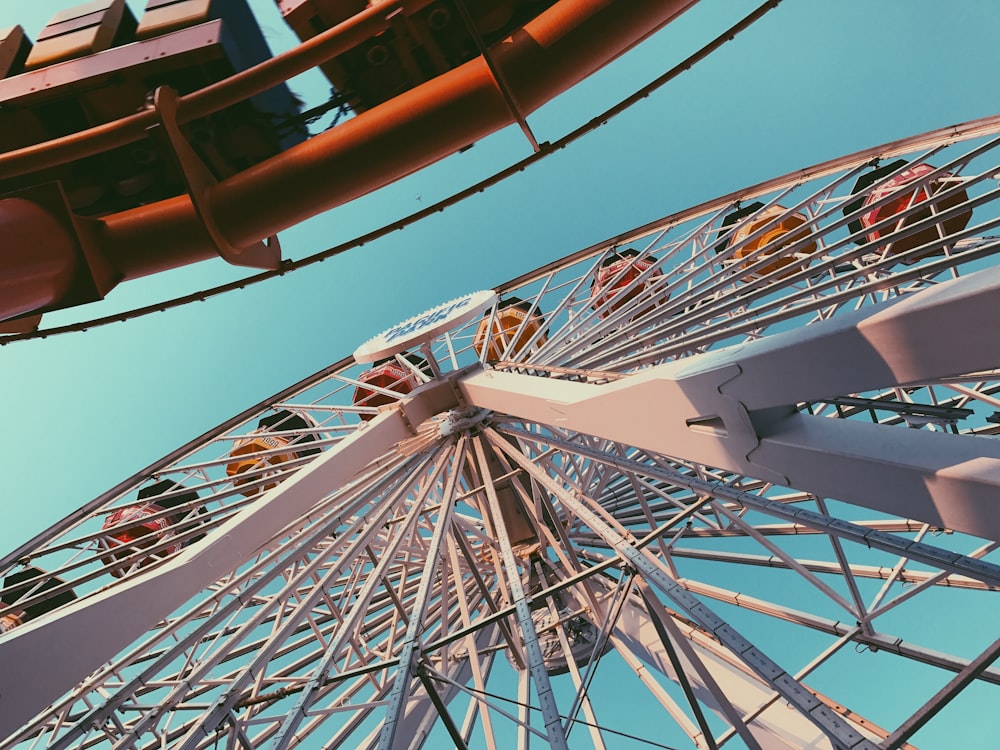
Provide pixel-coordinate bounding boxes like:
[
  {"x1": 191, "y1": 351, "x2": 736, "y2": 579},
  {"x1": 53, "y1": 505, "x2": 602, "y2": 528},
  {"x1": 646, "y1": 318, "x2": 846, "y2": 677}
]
[{"x1": 147, "y1": 85, "x2": 281, "y2": 270}]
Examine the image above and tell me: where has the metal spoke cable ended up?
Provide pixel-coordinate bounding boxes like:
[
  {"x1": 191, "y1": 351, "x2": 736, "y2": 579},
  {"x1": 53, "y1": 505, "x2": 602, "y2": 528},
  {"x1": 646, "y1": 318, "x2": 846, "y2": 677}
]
[
  {"x1": 562, "y1": 570, "x2": 634, "y2": 739},
  {"x1": 422, "y1": 676, "x2": 689, "y2": 750}
]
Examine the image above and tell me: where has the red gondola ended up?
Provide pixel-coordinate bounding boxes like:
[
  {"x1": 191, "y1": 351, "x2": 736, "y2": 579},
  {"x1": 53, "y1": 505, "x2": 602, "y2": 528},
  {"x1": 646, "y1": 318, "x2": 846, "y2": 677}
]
[
  {"x1": 590, "y1": 248, "x2": 663, "y2": 318},
  {"x1": 352, "y1": 353, "x2": 432, "y2": 420},
  {"x1": 844, "y1": 161, "x2": 972, "y2": 261}
]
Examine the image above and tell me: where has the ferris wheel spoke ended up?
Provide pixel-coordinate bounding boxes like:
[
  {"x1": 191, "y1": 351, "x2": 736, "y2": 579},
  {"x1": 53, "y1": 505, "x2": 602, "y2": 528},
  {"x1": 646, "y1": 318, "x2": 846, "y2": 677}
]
[
  {"x1": 354, "y1": 595, "x2": 506, "y2": 750},
  {"x1": 34, "y1": 497, "x2": 384, "y2": 749},
  {"x1": 865, "y1": 542, "x2": 1000, "y2": 620},
  {"x1": 656, "y1": 439, "x2": 994, "y2": 585},
  {"x1": 268, "y1": 463, "x2": 462, "y2": 749},
  {"x1": 469, "y1": 435, "x2": 571, "y2": 750},
  {"x1": 606, "y1": 632, "x2": 710, "y2": 746},
  {"x1": 389, "y1": 617, "x2": 507, "y2": 750},
  {"x1": 482, "y1": 427, "x2": 882, "y2": 749},
  {"x1": 562, "y1": 181, "x2": 1000, "y2": 375},
  {"x1": 634, "y1": 581, "x2": 766, "y2": 750},
  {"x1": 674, "y1": 575, "x2": 1000, "y2": 689},
  {"x1": 458, "y1": 276, "x2": 1000, "y2": 538},
  {"x1": 600, "y1": 556, "x2": 874, "y2": 749},
  {"x1": 448, "y1": 520, "x2": 526, "y2": 668},
  {"x1": 0, "y1": 408, "x2": 426, "y2": 739},
  {"x1": 442, "y1": 537, "x2": 505, "y2": 749},
  {"x1": 710, "y1": 503, "x2": 861, "y2": 620},
  {"x1": 627, "y1": 232, "x2": 1000, "y2": 372},
  {"x1": 55, "y1": 470, "x2": 434, "y2": 750},
  {"x1": 555, "y1": 579, "x2": 626, "y2": 748},
  {"x1": 651, "y1": 543, "x2": 991, "y2": 591},
  {"x1": 376, "y1": 435, "x2": 466, "y2": 750},
  {"x1": 882, "y1": 634, "x2": 1000, "y2": 750},
  {"x1": 170, "y1": 443, "x2": 454, "y2": 748}
]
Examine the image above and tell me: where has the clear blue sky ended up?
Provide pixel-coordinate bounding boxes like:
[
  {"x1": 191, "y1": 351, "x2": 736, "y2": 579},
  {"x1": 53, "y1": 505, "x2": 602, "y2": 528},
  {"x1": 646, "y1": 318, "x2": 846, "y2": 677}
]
[{"x1": 2, "y1": 1, "x2": 1000, "y2": 747}]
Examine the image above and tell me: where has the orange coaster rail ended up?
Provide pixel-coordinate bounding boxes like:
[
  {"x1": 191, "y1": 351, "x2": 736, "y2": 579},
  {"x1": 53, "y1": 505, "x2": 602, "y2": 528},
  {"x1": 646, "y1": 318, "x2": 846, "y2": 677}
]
[{"x1": 0, "y1": 0, "x2": 699, "y2": 329}]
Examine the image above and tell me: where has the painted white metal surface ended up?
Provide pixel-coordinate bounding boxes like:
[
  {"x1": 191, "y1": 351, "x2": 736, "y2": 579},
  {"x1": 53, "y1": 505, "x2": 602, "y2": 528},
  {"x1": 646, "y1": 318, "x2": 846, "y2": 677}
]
[{"x1": 611, "y1": 596, "x2": 868, "y2": 749}]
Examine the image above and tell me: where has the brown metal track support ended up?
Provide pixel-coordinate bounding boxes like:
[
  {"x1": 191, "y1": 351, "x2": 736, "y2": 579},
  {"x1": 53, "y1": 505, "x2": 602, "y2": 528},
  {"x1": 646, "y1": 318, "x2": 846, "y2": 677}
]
[
  {"x1": 148, "y1": 86, "x2": 280, "y2": 270},
  {"x1": 451, "y1": 0, "x2": 541, "y2": 152}
]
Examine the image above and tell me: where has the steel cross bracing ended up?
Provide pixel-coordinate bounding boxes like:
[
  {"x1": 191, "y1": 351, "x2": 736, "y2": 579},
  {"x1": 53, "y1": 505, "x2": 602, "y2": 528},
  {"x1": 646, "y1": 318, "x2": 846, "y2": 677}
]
[
  {"x1": 494, "y1": 425, "x2": 1000, "y2": 590},
  {"x1": 548, "y1": 185, "x2": 1000, "y2": 377},
  {"x1": 481, "y1": 427, "x2": 879, "y2": 750},
  {"x1": 7, "y1": 278, "x2": 1000, "y2": 748},
  {"x1": 10, "y1": 288, "x2": 977, "y2": 745},
  {"x1": 0, "y1": 368, "x2": 903, "y2": 748},
  {"x1": 266, "y1": 444, "x2": 467, "y2": 750},
  {"x1": 177, "y1": 440, "x2": 461, "y2": 748},
  {"x1": 470, "y1": 437, "x2": 571, "y2": 750},
  {"x1": 0, "y1": 394, "x2": 455, "y2": 738},
  {"x1": 495, "y1": 424, "x2": 1000, "y2": 677},
  {"x1": 377, "y1": 436, "x2": 467, "y2": 749}
]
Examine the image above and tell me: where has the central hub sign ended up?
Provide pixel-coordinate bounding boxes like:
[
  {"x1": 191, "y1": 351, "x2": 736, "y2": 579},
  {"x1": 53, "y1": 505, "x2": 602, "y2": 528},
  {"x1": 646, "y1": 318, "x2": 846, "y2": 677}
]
[{"x1": 354, "y1": 290, "x2": 497, "y2": 363}]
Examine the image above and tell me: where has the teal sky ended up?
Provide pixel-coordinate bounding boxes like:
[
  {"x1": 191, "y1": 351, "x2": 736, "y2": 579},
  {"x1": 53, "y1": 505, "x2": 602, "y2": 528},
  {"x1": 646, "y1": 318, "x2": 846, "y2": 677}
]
[{"x1": 2, "y1": 1, "x2": 1000, "y2": 747}]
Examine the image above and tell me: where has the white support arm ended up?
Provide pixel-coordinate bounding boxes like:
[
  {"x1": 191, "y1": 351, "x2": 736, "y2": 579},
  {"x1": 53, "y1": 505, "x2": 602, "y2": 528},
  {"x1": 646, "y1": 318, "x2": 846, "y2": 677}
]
[
  {"x1": 710, "y1": 263, "x2": 1000, "y2": 410},
  {"x1": 0, "y1": 380, "x2": 459, "y2": 738}
]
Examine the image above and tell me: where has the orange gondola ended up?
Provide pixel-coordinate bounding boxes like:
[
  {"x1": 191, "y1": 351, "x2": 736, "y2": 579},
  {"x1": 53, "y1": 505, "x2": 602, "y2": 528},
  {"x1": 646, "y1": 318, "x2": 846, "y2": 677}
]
[
  {"x1": 717, "y1": 202, "x2": 815, "y2": 281},
  {"x1": 844, "y1": 160, "x2": 972, "y2": 261},
  {"x1": 227, "y1": 410, "x2": 321, "y2": 495},
  {"x1": 473, "y1": 297, "x2": 547, "y2": 362}
]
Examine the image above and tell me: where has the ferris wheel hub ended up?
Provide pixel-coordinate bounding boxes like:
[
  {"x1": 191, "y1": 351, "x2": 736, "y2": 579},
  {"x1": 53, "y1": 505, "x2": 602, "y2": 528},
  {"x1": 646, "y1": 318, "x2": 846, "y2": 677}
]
[{"x1": 437, "y1": 407, "x2": 492, "y2": 437}]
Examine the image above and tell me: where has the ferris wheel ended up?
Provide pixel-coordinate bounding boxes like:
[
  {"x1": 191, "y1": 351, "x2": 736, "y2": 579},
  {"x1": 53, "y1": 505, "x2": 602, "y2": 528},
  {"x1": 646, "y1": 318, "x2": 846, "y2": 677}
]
[{"x1": 1, "y1": 115, "x2": 999, "y2": 750}]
